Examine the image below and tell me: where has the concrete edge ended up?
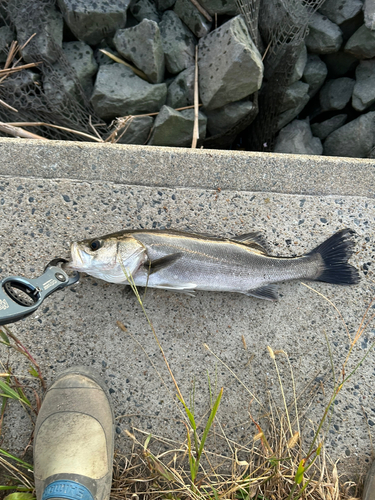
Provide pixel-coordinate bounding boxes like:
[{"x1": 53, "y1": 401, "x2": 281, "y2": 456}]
[{"x1": 1, "y1": 138, "x2": 375, "y2": 197}]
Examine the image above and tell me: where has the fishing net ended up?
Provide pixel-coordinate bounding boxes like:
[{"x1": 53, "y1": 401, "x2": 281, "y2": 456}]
[
  {"x1": 0, "y1": 0, "x2": 327, "y2": 148},
  {"x1": 238, "y1": 0, "x2": 326, "y2": 152},
  {"x1": 0, "y1": 0, "x2": 105, "y2": 141}
]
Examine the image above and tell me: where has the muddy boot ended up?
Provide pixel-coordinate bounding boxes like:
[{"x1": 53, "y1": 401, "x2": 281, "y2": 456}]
[
  {"x1": 364, "y1": 461, "x2": 375, "y2": 500},
  {"x1": 33, "y1": 366, "x2": 115, "y2": 500}
]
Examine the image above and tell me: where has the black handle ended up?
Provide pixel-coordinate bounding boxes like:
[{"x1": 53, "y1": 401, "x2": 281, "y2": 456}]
[{"x1": 0, "y1": 260, "x2": 80, "y2": 326}]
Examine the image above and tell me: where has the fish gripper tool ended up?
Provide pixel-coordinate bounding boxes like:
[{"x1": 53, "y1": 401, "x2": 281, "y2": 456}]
[{"x1": 0, "y1": 259, "x2": 80, "y2": 326}]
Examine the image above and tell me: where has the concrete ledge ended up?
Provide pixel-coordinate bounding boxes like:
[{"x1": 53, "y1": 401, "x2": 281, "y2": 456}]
[
  {"x1": 1, "y1": 138, "x2": 375, "y2": 197},
  {"x1": 1, "y1": 138, "x2": 375, "y2": 477}
]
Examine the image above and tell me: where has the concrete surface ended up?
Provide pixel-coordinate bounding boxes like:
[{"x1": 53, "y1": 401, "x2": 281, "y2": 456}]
[{"x1": 0, "y1": 138, "x2": 374, "y2": 477}]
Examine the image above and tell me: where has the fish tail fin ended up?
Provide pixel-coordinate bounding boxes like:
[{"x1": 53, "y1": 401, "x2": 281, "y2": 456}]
[{"x1": 308, "y1": 229, "x2": 360, "y2": 285}]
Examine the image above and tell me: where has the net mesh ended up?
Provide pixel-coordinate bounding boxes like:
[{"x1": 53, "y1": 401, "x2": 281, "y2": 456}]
[
  {"x1": 237, "y1": 0, "x2": 326, "y2": 152},
  {"x1": 0, "y1": 0, "x2": 105, "y2": 141},
  {"x1": 1, "y1": 0, "x2": 370, "y2": 155}
]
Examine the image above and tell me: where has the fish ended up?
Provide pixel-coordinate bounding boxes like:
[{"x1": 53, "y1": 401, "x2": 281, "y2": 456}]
[{"x1": 67, "y1": 228, "x2": 360, "y2": 301}]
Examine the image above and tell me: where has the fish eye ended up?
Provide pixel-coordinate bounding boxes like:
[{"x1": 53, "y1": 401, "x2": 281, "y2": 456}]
[{"x1": 90, "y1": 239, "x2": 102, "y2": 251}]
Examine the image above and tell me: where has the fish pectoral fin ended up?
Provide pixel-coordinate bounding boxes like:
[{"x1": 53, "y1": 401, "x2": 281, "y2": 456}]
[
  {"x1": 145, "y1": 252, "x2": 183, "y2": 275},
  {"x1": 245, "y1": 284, "x2": 279, "y2": 301},
  {"x1": 230, "y1": 232, "x2": 269, "y2": 253}
]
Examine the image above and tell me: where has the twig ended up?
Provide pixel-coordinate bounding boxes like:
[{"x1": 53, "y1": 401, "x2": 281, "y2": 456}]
[
  {"x1": 262, "y1": 40, "x2": 272, "y2": 61},
  {"x1": 0, "y1": 122, "x2": 47, "y2": 140},
  {"x1": 6, "y1": 121, "x2": 103, "y2": 142},
  {"x1": 0, "y1": 35, "x2": 40, "y2": 86},
  {"x1": 0, "y1": 62, "x2": 42, "y2": 76},
  {"x1": 19, "y1": 32, "x2": 37, "y2": 52},
  {"x1": 12, "y1": 33, "x2": 38, "y2": 69},
  {"x1": 99, "y1": 49, "x2": 150, "y2": 81},
  {"x1": 0, "y1": 99, "x2": 18, "y2": 112},
  {"x1": 3, "y1": 41, "x2": 18, "y2": 70},
  {"x1": 188, "y1": 0, "x2": 212, "y2": 22},
  {"x1": 89, "y1": 115, "x2": 104, "y2": 141},
  {"x1": 191, "y1": 46, "x2": 199, "y2": 149},
  {"x1": 105, "y1": 116, "x2": 134, "y2": 143}
]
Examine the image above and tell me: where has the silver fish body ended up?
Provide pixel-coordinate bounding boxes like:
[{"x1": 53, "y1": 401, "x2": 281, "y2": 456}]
[{"x1": 68, "y1": 228, "x2": 359, "y2": 300}]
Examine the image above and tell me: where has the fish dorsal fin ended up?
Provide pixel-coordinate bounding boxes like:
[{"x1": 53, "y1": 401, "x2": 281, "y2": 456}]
[
  {"x1": 230, "y1": 232, "x2": 268, "y2": 254},
  {"x1": 245, "y1": 284, "x2": 279, "y2": 301},
  {"x1": 145, "y1": 252, "x2": 183, "y2": 275}
]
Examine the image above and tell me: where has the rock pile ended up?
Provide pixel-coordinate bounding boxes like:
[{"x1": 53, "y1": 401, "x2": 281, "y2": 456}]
[
  {"x1": 0, "y1": 0, "x2": 375, "y2": 157},
  {"x1": 0, "y1": 0, "x2": 264, "y2": 148},
  {"x1": 273, "y1": 0, "x2": 375, "y2": 158}
]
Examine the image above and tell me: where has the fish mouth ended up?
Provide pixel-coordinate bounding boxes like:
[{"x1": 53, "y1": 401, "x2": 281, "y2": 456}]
[{"x1": 66, "y1": 242, "x2": 85, "y2": 271}]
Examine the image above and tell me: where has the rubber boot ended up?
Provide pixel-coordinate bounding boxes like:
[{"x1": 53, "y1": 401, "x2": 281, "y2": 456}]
[
  {"x1": 364, "y1": 461, "x2": 375, "y2": 500},
  {"x1": 33, "y1": 366, "x2": 115, "y2": 500}
]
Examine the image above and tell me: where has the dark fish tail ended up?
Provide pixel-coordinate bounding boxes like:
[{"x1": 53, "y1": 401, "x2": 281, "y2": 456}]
[{"x1": 308, "y1": 229, "x2": 360, "y2": 285}]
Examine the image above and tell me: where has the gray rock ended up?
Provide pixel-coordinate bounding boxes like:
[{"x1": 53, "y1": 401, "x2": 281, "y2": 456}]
[
  {"x1": 324, "y1": 112, "x2": 375, "y2": 157},
  {"x1": 199, "y1": 0, "x2": 238, "y2": 15},
  {"x1": 111, "y1": 116, "x2": 154, "y2": 144},
  {"x1": 148, "y1": 105, "x2": 206, "y2": 146},
  {"x1": 16, "y1": 3, "x2": 63, "y2": 64},
  {"x1": 345, "y1": 24, "x2": 375, "y2": 58},
  {"x1": 166, "y1": 66, "x2": 195, "y2": 108},
  {"x1": 205, "y1": 99, "x2": 254, "y2": 136},
  {"x1": 43, "y1": 41, "x2": 98, "y2": 101},
  {"x1": 305, "y1": 12, "x2": 343, "y2": 54},
  {"x1": 302, "y1": 54, "x2": 328, "y2": 97},
  {"x1": 321, "y1": 51, "x2": 358, "y2": 77},
  {"x1": 63, "y1": 41, "x2": 98, "y2": 96},
  {"x1": 130, "y1": 0, "x2": 160, "y2": 23},
  {"x1": 0, "y1": 25, "x2": 13, "y2": 63},
  {"x1": 174, "y1": 0, "x2": 212, "y2": 37},
  {"x1": 339, "y1": 9, "x2": 365, "y2": 41},
  {"x1": 157, "y1": 0, "x2": 176, "y2": 10},
  {"x1": 319, "y1": 0, "x2": 363, "y2": 26},
  {"x1": 289, "y1": 43, "x2": 308, "y2": 85},
  {"x1": 319, "y1": 77, "x2": 355, "y2": 112},
  {"x1": 180, "y1": 108, "x2": 207, "y2": 137},
  {"x1": 274, "y1": 119, "x2": 323, "y2": 155},
  {"x1": 280, "y1": 81, "x2": 310, "y2": 114},
  {"x1": 159, "y1": 10, "x2": 196, "y2": 74},
  {"x1": 57, "y1": 0, "x2": 128, "y2": 45},
  {"x1": 114, "y1": 20, "x2": 165, "y2": 83},
  {"x1": 277, "y1": 94, "x2": 310, "y2": 131},
  {"x1": 311, "y1": 114, "x2": 347, "y2": 140},
  {"x1": 198, "y1": 16, "x2": 263, "y2": 110},
  {"x1": 364, "y1": 0, "x2": 375, "y2": 30},
  {"x1": 352, "y1": 59, "x2": 375, "y2": 111},
  {"x1": 91, "y1": 64, "x2": 167, "y2": 120}
]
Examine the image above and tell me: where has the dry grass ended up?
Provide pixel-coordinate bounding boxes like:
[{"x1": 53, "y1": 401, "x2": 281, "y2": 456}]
[
  {"x1": 109, "y1": 415, "x2": 360, "y2": 500},
  {"x1": 1, "y1": 286, "x2": 374, "y2": 500}
]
